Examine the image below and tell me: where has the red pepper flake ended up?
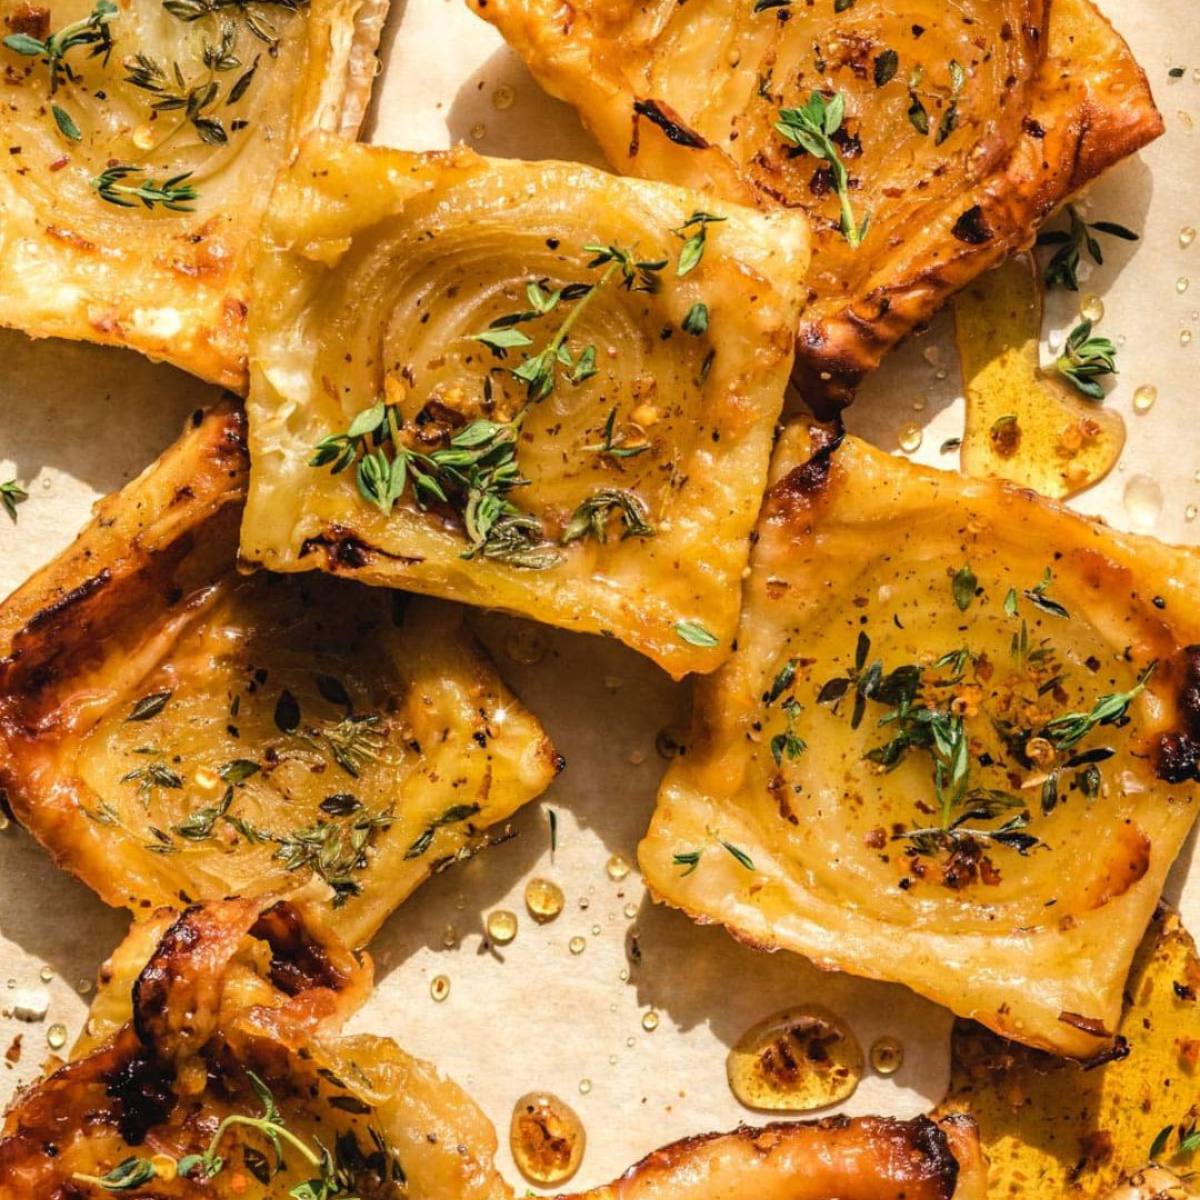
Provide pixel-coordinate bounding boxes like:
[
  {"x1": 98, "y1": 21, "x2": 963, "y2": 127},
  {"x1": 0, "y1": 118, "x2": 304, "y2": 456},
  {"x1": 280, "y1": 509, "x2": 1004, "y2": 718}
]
[{"x1": 49, "y1": 155, "x2": 69, "y2": 171}]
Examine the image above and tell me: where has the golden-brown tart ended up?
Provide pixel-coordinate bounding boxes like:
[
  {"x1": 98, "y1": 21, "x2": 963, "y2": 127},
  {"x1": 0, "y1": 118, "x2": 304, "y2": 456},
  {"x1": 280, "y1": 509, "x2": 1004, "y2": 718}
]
[
  {"x1": 0, "y1": 0, "x2": 386, "y2": 389},
  {"x1": 942, "y1": 908, "x2": 1200, "y2": 1197},
  {"x1": 566, "y1": 1115, "x2": 987, "y2": 1200},
  {"x1": 469, "y1": 0, "x2": 1163, "y2": 408},
  {"x1": 0, "y1": 400, "x2": 559, "y2": 948},
  {"x1": 639, "y1": 424, "x2": 1200, "y2": 1057},
  {"x1": 239, "y1": 133, "x2": 809, "y2": 679},
  {"x1": 0, "y1": 893, "x2": 511, "y2": 1199}
]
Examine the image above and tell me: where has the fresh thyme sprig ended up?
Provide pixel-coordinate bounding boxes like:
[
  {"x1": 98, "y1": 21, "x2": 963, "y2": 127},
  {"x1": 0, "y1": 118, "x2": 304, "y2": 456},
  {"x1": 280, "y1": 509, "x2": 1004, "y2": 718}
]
[
  {"x1": 561, "y1": 488, "x2": 653, "y2": 545},
  {"x1": 1040, "y1": 662, "x2": 1155, "y2": 750},
  {"x1": 1056, "y1": 319, "x2": 1117, "y2": 399},
  {"x1": 1037, "y1": 204, "x2": 1139, "y2": 291},
  {"x1": 311, "y1": 406, "x2": 559, "y2": 567},
  {"x1": 1, "y1": 479, "x2": 28, "y2": 522},
  {"x1": 501, "y1": 245, "x2": 663, "y2": 400},
  {"x1": 775, "y1": 92, "x2": 868, "y2": 248},
  {"x1": 92, "y1": 165, "x2": 199, "y2": 212},
  {"x1": 164, "y1": 0, "x2": 308, "y2": 52},
  {"x1": 2, "y1": 0, "x2": 116, "y2": 94}
]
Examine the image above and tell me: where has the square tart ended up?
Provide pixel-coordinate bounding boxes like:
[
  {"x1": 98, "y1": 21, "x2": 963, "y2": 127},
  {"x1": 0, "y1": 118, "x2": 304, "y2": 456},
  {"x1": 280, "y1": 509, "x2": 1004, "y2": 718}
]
[
  {"x1": 639, "y1": 424, "x2": 1200, "y2": 1057},
  {"x1": 0, "y1": 0, "x2": 387, "y2": 389},
  {"x1": 469, "y1": 0, "x2": 1163, "y2": 409},
  {"x1": 239, "y1": 133, "x2": 809, "y2": 678},
  {"x1": 0, "y1": 400, "x2": 559, "y2": 948}
]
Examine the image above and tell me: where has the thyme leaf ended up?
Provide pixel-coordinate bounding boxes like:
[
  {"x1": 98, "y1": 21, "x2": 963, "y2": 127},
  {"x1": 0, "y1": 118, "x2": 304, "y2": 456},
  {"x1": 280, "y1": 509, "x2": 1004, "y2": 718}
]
[
  {"x1": 1056, "y1": 320, "x2": 1117, "y2": 400},
  {"x1": 775, "y1": 92, "x2": 867, "y2": 248},
  {"x1": 1037, "y1": 204, "x2": 1139, "y2": 291}
]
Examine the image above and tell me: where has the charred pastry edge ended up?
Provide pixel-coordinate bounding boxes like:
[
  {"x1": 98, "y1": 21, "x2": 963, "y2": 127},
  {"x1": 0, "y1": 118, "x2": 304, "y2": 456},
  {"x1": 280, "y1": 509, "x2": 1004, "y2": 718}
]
[
  {"x1": 796, "y1": 0, "x2": 1164, "y2": 414},
  {"x1": 0, "y1": 895, "x2": 369, "y2": 1167},
  {"x1": 578, "y1": 1114, "x2": 978, "y2": 1200},
  {"x1": 0, "y1": 397, "x2": 248, "y2": 720}
]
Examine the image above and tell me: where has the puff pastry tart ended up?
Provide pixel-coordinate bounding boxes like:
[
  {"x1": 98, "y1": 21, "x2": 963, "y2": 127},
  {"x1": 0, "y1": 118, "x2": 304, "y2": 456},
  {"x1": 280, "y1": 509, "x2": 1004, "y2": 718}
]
[
  {"x1": 567, "y1": 1115, "x2": 986, "y2": 1200},
  {"x1": 469, "y1": 0, "x2": 1163, "y2": 408},
  {"x1": 0, "y1": 400, "x2": 559, "y2": 948},
  {"x1": 0, "y1": 893, "x2": 511, "y2": 1200},
  {"x1": 0, "y1": 0, "x2": 386, "y2": 389},
  {"x1": 240, "y1": 133, "x2": 809, "y2": 678},
  {"x1": 639, "y1": 424, "x2": 1200, "y2": 1058}
]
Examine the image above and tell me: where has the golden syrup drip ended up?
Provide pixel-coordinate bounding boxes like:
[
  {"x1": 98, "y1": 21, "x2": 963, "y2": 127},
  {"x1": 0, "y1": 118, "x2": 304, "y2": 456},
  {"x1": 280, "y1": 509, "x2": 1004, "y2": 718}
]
[
  {"x1": 606, "y1": 853, "x2": 632, "y2": 881},
  {"x1": 486, "y1": 910, "x2": 518, "y2": 945},
  {"x1": 525, "y1": 878, "x2": 565, "y2": 923},
  {"x1": 46, "y1": 1023, "x2": 67, "y2": 1051},
  {"x1": 1080, "y1": 294, "x2": 1105, "y2": 323},
  {"x1": 510, "y1": 1092, "x2": 587, "y2": 1186},
  {"x1": 897, "y1": 422, "x2": 923, "y2": 454},
  {"x1": 869, "y1": 1035, "x2": 904, "y2": 1076},
  {"x1": 568, "y1": 935, "x2": 586, "y2": 955},
  {"x1": 1132, "y1": 385, "x2": 1158, "y2": 414},
  {"x1": 727, "y1": 1006, "x2": 863, "y2": 1112},
  {"x1": 641, "y1": 1010, "x2": 660, "y2": 1031}
]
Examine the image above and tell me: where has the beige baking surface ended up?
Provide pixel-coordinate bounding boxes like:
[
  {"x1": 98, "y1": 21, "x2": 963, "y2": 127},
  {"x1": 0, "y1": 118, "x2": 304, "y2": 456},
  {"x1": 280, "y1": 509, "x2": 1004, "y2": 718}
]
[{"x1": 1, "y1": 0, "x2": 1198, "y2": 1189}]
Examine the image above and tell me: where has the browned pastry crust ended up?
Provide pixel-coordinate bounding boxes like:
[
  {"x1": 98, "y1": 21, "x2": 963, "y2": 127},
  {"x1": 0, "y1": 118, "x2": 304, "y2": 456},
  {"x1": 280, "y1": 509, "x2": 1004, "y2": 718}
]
[
  {"x1": 0, "y1": 894, "x2": 510, "y2": 1199},
  {"x1": 0, "y1": 0, "x2": 388, "y2": 389},
  {"x1": 0, "y1": 400, "x2": 558, "y2": 947},
  {"x1": 567, "y1": 1114, "x2": 987, "y2": 1200},
  {"x1": 639, "y1": 424, "x2": 1200, "y2": 1056},
  {"x1": 469, "y1": 0, "x2": 1163, "y2": 410}
]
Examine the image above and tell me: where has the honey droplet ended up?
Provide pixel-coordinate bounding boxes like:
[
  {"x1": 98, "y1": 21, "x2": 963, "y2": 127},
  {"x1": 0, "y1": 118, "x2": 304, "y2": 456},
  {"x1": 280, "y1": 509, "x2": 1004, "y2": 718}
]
[
  {"x1": 491, "y1": 83, "x2": 515, "y2": 110},
  {"x1": 590, "y1": 924, "x2": 601, "y2": 936},
  {"x1": 727, "y1": 1006, "x2": 863, "y2": 1112},
  {"x1": 505, "y1": 626, "x2": 545, "y2": 665},
  {"x1": 569, "y1": 935, "x2": 586, "y2": 955},
  {"x1": 76, "y1": 978, "x2": 92, "y2": 995},
  {"x1": 525, "y1": 878, "x2": 565, "y2": 923},
  {"x1": 1179, "y1": 276, "x2": 1191, "y2": 295},
  {"x1": 442, "y1": 924, "x2": 459, "y2": 949},
  {"x1": 430, "y1": 974, "x2": 450, "y2": 1002},
  {"x1": 1182, "y1": 329, "x2": 1194, "y2": 348},
  {"x1": 470, "y1": 121, "x2": 487, "y2": 141},
  {"x1": 911, "y1": 394, "x2": 927, "y2": 412},
  {"x1": 606, "y1": 853, "x2": 632, "y2": 882},
  {"x1": 486, "y1": 910, "x2": 518, "y2": 945},
  {"x1": 897, "y1": 422, "x2": 923, "y2": 454},
  {"x1": 1187, "y1": 504, "x2": 1198, "y2": 523},
  {"x1": 578, "y1": 897, "x2": 590, "y2": 911},
  {"x1": 38, "y1": 966, "x2": 53, "y2": 983},
  {"x1": 46, "y1": 1023, "x2": 67, "y2": 1051},
  {"x1": 869, "y1": 1035, "x2": 904, "y2": 1076},
  {"x1": 1123, "y1": 474, "x2": 1164, "y2": 530},
  {"x1": 1080, "y1": 294, "x2": 1105, "y2": 323},
  {"x1": 641, "y1": 1010, "x2": 660, "y2": 1032},
  {"x1": 510, "y1": 1093, "x2": 586, "y2": 1186},
  {"x1": 623, "y1": 903, "x2": 637, "y2": 919},
  {"x1": 1132, "y1": 385, "x2": 1158, "y2": 414},
  {"x1": 578, "y1": 1078, "x2": 592, "y2": 1095},
  {"x1": 1181, "y1": 226, "x2": 1197, "y2": 249}
]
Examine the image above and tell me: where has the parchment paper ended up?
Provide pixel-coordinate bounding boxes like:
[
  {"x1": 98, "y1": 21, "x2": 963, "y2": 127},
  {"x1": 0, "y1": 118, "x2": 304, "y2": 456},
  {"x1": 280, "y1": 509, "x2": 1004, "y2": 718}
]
[{"x1": 1, "y1": 0, "x2": 1198, "y2": 1189}]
